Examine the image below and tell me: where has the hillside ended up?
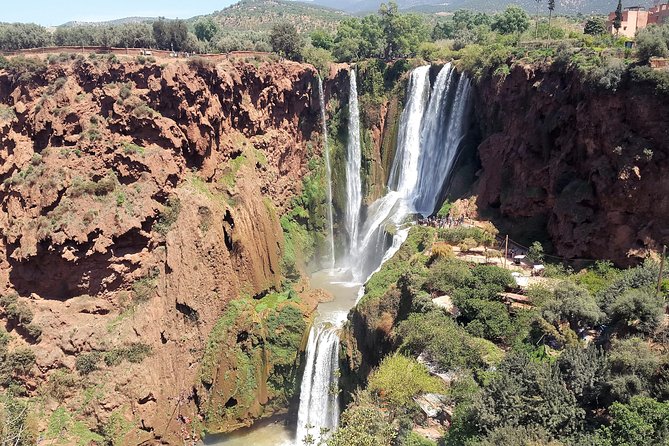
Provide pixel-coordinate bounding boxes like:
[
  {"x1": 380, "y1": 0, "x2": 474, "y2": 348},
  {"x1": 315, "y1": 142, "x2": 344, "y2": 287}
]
[
  {"x1": 312, "y1": 0, "x2": 651, "y2": 15},
  {"x1": 60, "y1": 17, "x2": 157, "y2": 27},
  {"x1": 195, "y1": 0, "x2": 349, "y2": 34}
]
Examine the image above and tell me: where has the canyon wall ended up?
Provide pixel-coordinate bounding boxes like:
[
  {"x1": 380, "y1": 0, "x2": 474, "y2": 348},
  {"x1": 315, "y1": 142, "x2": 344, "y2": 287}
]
[
  {"x1": 0, "y1": 55, "x2": 325, "y2": 443},
  {"x1": 473, "y1": 63, "x2": 669, "y2": 265}
]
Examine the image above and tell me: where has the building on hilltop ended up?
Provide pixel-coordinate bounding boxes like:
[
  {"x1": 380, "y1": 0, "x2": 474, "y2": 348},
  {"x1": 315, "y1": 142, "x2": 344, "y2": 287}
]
[
  {"x1": 649, "y1": 3, "x2": 669, "y2": 24},
  {"x1": 607, "y1": 3, "x2": 669, "y2": 38}
]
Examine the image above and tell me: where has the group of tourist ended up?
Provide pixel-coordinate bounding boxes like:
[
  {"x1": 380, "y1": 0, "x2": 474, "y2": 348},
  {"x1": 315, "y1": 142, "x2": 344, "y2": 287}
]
[{"x1": 418, "y1": 215, "x2": 466, "y2": 228}]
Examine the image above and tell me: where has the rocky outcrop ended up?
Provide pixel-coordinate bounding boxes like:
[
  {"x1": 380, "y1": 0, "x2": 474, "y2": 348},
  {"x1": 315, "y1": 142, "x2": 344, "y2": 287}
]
[
  {"x1": 0, "y1": 56, "x2": 324, "y2": 443},
  {"x1": 473, "y1": 64, "x2": 669, "y2": 265}
]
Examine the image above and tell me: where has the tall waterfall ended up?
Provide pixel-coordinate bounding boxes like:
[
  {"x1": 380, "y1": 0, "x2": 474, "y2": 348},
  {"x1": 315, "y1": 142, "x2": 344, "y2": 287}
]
[
  {"x1": 353, "y1": 63, "x2": 471, "y2": 281},
  {"x1": 413, "y1": 64, "x2": 472, "y2": 215},
  {"x1": 294, "y1": 323, "x2": 341, "y2": 445},
  {"x1": 318, "y1": 77, "x2": 336, "y2": 269},
  {"x1": 344, "y1": 70, "x2": 362, "y2": 261}
]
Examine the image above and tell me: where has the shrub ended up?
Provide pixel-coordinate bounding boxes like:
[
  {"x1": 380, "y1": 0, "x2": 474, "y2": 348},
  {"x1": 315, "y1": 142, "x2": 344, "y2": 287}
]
[
  {"x1": 368, "y1": 355, "x2": 445, "y2": 408},
  {"x1": 48, "y1": 369, "x2": 78, "y2": 402},
  {"x1": 608, "y1": 287, "x2": 664, "y2": 333},
  {"x1": 0, "y1": 292, "x2": 18, "y2": 308},
  {"x1": 424, "y1": 258, "x2": 474, "y2": 294},
  {"x1": 187, "y1": 56, "x2": 214, "y2": 70},
  {"x1": 5, "y1": 302, "x2": 33, "y2": 325},
  {"x1": 155, "y1": 196, "x2": 181, "y2": 235},
  {"x1": 24, "y1": 323, "x2": 42, "y2": 341},
  {"x1": 431, "y1": 242, "x2": 454, "y2": 260},
  {"x1": 590, "y1": 58, "x2": 626, "y2": 92},
  {"x1": 636, "y1": 25, "x2": 669, "y2": 62},
  {"x1": 131, "y1": 104, "x2": 156, "y2": 118},
  {"x1": 527, "y1": 241, "x2": 544, "y2": 263},
  {"x1": 118, "y1": 84, "x2": 132, "y2": 100},
  {"x1": 75, "y1": 352, "x2": 101, "y2": 375},
  {"x1": 7, "y1": 348, "x2": 35, "y2": 375},
  {"x1": 131, "y1": 273, "x2": 157, "y2": 302},
  {"x1": 459, "y1": 237, "x2": 478, "y2": 253}
]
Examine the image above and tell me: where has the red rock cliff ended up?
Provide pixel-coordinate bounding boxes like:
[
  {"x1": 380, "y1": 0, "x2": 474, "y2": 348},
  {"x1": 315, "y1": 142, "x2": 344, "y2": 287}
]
[
  {"x1": 473, "y1": 63, "x2": 669, "y2": 265},
  {"x1": 0, "y1": 56, "x2": 322, "y2": 443}
]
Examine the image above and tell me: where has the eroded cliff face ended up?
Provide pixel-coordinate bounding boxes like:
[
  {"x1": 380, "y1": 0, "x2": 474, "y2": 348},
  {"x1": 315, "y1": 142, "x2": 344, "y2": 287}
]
[
  {"x1": 473, "y1": 64, "x2": 669, "y2": 265},
  {"x1": 0, "y1": 56, "x2": 324, "y2": 443}
]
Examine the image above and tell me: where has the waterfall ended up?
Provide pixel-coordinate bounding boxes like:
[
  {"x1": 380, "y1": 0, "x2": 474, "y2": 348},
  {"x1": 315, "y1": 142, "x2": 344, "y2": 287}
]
[
  {"x1": 353, "y1": 63, "x2": 472, "y2": 280},
  {"x1": 413, "y1": 64, "x2": 472, "y2": 215},
  {"x1": 318, "y1": 76, "x2": 336, "y2": 269},
  {"x1": 294, "y1": 324, "x2": 340, "y2": 445},
  {"x1": 344, "y1": 70, "x2": 362, "y2": 262}
]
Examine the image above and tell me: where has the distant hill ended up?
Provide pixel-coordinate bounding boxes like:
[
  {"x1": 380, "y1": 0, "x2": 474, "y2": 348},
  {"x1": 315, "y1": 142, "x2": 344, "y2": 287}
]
[
  {"x1": 60, "y1": 17, "x2": 157, "y2": 28},
  {"x1": 311, "y1": 0, "x2": 654, "y2": 15},
  {"x1": 195, "y1": 0, "x2": 349, "y2": 34}
]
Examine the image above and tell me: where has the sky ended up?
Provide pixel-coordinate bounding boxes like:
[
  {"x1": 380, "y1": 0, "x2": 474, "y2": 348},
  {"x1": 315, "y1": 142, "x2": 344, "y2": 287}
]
[{"x1": 3, "y1": 0, "x2": 239, "y2": 26}]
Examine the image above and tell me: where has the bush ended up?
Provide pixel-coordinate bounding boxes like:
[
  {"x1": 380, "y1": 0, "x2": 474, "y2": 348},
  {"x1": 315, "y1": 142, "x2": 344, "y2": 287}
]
[
  {"x1": 5, "y1": 302, "x2": 33, "y2": 325},
  {"x1": 155, "y1": 196, "x2": 181, "y2": 235},
  {"x1": 608, "y1": 287, "x2": 665, "y2": 333},
  {"x1": 6, "y1": 348, "x2": 35, "y2": 375},
  {"x1": 368, "y1": 355, "x2": 445, "y2": 408},
  {"x1": 131, "y1": 104, "x2": 156, "y2": 118},
  {"x1": 75, "y1": 352, "x2": 101, "y2": 375},
  {"x1": 24, "y1": 323, "x2": 42, "y2": 342},
  {"x1": 118, "y1": 84, "x2": 132, "y2": 100},
  {"x1": 636, "y1": 25, "x2": 669, "y2": 62},
  {"x1": 431, "y1": 242, "x2": 454, "y2": 260},
  {"x1": 187, "y1": 56, "x2": 214, "y2": 70}
]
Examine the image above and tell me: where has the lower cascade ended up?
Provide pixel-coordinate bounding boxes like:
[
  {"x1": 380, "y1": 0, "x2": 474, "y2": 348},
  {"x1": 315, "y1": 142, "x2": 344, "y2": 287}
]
[
  {"x1": 294, "y1": 324, "x2": 341, "y2": 444},
  {"x1": 294, "y1": 63, "x2": 472, "y2": 444}
]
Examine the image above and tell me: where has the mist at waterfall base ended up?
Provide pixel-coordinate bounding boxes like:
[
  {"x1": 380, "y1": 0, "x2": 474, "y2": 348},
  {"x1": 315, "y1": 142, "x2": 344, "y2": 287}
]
[{"x1": 209, "y1": 63, "x2": 471, "y2": 446}]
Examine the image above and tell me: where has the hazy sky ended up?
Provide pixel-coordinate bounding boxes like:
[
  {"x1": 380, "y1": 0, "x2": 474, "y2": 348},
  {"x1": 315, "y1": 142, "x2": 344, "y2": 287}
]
[{"x1": 3, "y1": 0, "x2": 238, "y2": 26}]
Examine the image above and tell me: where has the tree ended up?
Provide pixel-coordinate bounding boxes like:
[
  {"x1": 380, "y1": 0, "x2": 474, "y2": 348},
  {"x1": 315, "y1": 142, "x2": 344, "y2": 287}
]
[
  {"x1": 557, "y1": 345, "x2": 610, "y2": 409},
  {"x1": 614, "y1": 0, "x2": 623, "y2": 36},
  {"x1": 636, "y1": 25, "x2": 669, "y2": 62},
  {"x1": 194, "y1": 17, "x2": 220, "y2": 42},
  {"x1": 379, "y1": 2, "x2": 429, "y2": 59},
  {"x1": 527, "y1": 241, "x2": 545, "y2": 263},
  {"x1": 152, "y1": 18, "x2": 188, "y2": 51},
  {"x1": 541, "y1": 281, "x2": 604, "y2": 329},
  {"x1": 492, "y1": 6, "x2": 530, "y2": 39},
  {"x1": 601, "y1": 397, "x2": 669, "y2": 445},
  {"x1": 0, "y1": 23, "x2": 51, "y2": 51},
  {"x1": 547, "y1": 0, "x2": 555, "y2": 40},
  {"x1": 310, "y1": 28, "x2": 334, "y2": 50},
  {"x1": 475, "y1": 352, "x2": 585, "y2": 438},
  {"x1": 269, "y1": 22, "x2": 303, "y2": 60},
  {"x1": 584, "y1": 18, "x2": 606, "y2": 36},
  {"x1": 608, "y1": 287, "x2": 665, "y2": 333}
]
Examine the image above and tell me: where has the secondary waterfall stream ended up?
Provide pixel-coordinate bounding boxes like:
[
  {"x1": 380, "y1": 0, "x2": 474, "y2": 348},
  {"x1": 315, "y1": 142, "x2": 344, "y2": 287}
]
[
  {"x1": 210, "y1": 64, "x2": 472, "y2": 446},
  {"x1": 318, "y1": 76, "x2": 336, "y2": 269},
  {"x1": 344, "y1": 70, "x2": 363, "y2": 262}
]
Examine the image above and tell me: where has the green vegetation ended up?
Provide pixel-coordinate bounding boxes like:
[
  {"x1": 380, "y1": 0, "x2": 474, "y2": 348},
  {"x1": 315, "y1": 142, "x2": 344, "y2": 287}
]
[
  {"x1": 155, "y1": 196, "x2": 181, "y2": 236},
  {"x1": 198, "y1": 294, "x2": 307, "y2": 432},
  {"x1": 279, "y1": 152, "x2": 329, "y2": 277},
  {"x1": 368, "y1": 355, "x2": 445, "y2": 408},
  {"x1": 75, "y1": 352, "x2": 101, "y2": 376},
  {"x1": 335, "y1": 226, "x2": 669, "y2": 446}
]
